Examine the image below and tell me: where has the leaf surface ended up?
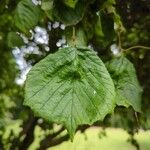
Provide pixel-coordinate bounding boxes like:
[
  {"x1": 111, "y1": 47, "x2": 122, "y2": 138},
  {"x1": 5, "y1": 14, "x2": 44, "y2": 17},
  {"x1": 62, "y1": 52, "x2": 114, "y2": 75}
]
[
  {"x1": 14, "y1": 0, "x2": 42, "y2": 33},
  {"x1": 24, "y1": 46, "x2": 115, "y2": 139},
  {"x1": 63, "y1": 0, "x2": 79, "y2": 8},
  {"x1": 53, "y1": 0, "x2": 92, "y2": 25},
  {"x1": 7, "y1": 32, "x2": 24, "y2": 48},
  {"x1": 41, "y1": 0, "x2": 54, "y2": 20},
  {"x1": 106, "y1": 56, "x2": 142, "y2": 112}
]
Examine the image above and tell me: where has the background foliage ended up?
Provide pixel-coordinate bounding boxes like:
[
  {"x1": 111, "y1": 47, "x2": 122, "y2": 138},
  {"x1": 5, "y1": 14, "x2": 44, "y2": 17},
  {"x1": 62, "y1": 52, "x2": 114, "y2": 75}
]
[{"x1": 0, "y1": 0, "x2": 150, "y2": 149}]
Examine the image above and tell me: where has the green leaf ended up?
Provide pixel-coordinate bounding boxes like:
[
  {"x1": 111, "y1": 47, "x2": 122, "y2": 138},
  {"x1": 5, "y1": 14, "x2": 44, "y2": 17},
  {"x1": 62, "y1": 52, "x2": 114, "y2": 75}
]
[
  {"x1": 102, "y1": 0, "x2": 125, "y2": 32},
  {"x1": 63, "y1": 0, "x2": 78, "y2": 8},
  {"x1": 53, "y1": 0, "x2": 92, "y2": 25},
  {"x1": 7, "y1": 32, "x2": 24, "y2": 48},
  {"x1": 93, "y1": 11, "x2": 115, "y2": 48},
  {"x1": 41, "y1": 0, "x2": 94, "y2": 25},
  {"x1": 94, "y1": 14, "x2": 104, "y2": 38},
  {"x1": 24, "y1": 46, "x2": 116, "y2": 139},
  {"x1": 106, "y1": 56, "x2": 142, "y2": 112},
  {"x1": 14, "y1": 0, "x2": 42, "y2": 33},
  {"x1": 99, "y1": 11, "x2": 115, "y2": 41},
  {"x1": 41, "y1": 0, "x2": 53, "y2": 10},
  {"x1": 41, "y1": 0, "x2": 54, "y2": 20},
  {"x1": 81, "y1": 16, "x2": 94, "y2": 40}
]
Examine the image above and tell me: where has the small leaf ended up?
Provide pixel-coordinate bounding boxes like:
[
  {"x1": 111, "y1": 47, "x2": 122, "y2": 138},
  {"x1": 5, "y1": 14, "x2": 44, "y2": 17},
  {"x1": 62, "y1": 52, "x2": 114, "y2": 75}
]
[
  {"x1": 93, "y1": 11, "x2": 115, "y2": 48},
  {"x1": 14, "y1": 0, "x2": 42, "y2": 33},
  {"x1": 24, "y1": 46, "x2": 115, "y2": 139},
  {"x1": 99, "y1": 11, "x2": 115, "y2": 41},
  {"x1": 102, "y1": 0, "x2": 125, "y2": 32},
  {"x1": 7, "y1": 32, "x2": 24, "y2": 48},
  {"x1": 41, "y1": 0, "x2": 54, "y2": 20},
  {"x1": 41, "y1": 0, "x2": 53, "y2": 10},
  {"x1": 63, "y1": 0, "x2": 78, "y2": 8},
  {"x1": 94, "y1": 14, "x2": 104, "y2": 38},
  {"x1": 106, "y1": 56, "x2": 142, "y2": 112}
]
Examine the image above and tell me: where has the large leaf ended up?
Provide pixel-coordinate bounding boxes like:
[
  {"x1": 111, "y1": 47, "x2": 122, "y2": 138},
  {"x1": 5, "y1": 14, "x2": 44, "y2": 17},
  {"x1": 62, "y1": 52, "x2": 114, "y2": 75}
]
[
  {"x1": 14, "y1": 0, "x2": 42, "y2": 33},
  {"x1": 24, "y1": 46, "x2": 115, "y2": 139},
  {"x1": 41, "y1": 0, "x2": 93, "y2": 25},
  {"x1": 106, "y1": 56, "x2": 142, "y2": 112}
]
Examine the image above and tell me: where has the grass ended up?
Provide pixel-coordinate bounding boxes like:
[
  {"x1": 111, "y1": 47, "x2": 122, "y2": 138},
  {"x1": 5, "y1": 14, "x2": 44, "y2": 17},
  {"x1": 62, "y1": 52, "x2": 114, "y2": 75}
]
[{"x1": 50, "y1": 128, "x2": 150, "y2": 150}]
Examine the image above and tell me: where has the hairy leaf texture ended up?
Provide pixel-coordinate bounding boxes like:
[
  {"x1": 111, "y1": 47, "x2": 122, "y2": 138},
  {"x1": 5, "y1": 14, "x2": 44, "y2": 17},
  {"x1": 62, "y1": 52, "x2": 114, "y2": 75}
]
[{"x1": 24, "y1": 46, "x2": 115, "y2": 139}]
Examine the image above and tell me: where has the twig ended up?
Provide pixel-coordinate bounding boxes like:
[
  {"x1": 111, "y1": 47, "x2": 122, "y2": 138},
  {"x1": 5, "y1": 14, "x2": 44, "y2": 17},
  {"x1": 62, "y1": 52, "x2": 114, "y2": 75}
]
[
  {"x1": 117, "y1": 32, "x2": 122, "y2": 50},
  {"x1": 123, "y1": 46, "x2": 150, "y2": 51},
  {"x1": 72, "y1": 27, "x2": 76, "y2": 47},
  {"x1": 39, "y1": 127, "x2": 69, "y2": 150},
  {"x1": 116, "y1": 32, "x2": 150, "y2": 52},
  {"x1": 134, "y1": 112, "x2": 140, "y2": 131},
  {"x1": 10, "y1": 113, "x2": 37, "y2": 150}
]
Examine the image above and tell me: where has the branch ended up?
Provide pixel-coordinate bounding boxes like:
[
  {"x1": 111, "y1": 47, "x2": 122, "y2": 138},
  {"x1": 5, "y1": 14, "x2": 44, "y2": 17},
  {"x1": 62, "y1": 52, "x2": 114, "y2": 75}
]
[
  {"x1": 39, "y1": 127, "x2": 68, "y2": 150},
  {"x1": 123, "y1": 46, "x2": 150, "y2": 51},
  {"x1": 39, "y1": 125, "x2": 90, "y2": 150},
  {"x1": 128, "y1": 131, "x2": 140, "y2": 150},
  {"x1": 117, "y1": 32, "x2": 122, "y2": 50},
  {"x1": 10, "y1": 113, "x2": 38, "y2": 150},
  {"x1": 0, "y1": 136, "x2": 4, "y2": 150},
  {"x1": 18, "y1": 116, "x2": 37, "y2": 150},
  {"x1": 72, "y1": 27, "x2": 76, "y2": 47},
  {"x1": 39, "y1": 134, "x2": 69, "y2": 150}
]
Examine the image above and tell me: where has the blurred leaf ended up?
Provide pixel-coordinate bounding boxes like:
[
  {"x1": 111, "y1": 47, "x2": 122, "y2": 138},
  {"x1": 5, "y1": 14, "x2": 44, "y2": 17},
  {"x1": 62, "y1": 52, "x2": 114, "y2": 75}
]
[
  {"x1": 7, "y1": 32, "x2": 24, "y2": 48},
  {"x1": 99, "y1": 11, "x2": 115, "y2": 40},
  {"x1": 42, "y1": 0, "x2": 86, "y2": 24},
  {"x1": 82, "y1": 15, "x2": 94, "y2": 40},
  {"x1": 24, "y1": 46, "x2": 115, "y2": 139},
  {"x1": 106, "y1": 56, "x2": 142, "y2": 112},
  {"x1": 102, "y1": 0, "x2": 125, "y2": 32},
  {"x1": 94, "y1": 14, "x2": 104, "y2": 37},
  {"x1": 41, "y1": 0, "x2": 54, "y2": 20},
  {"x1": 93, "y1": 11, "x2": 115, "y2": 48},
  {"x1": 14, "y1": 0, "x2": 42, "y2": 33},
  {"x1": 53, "y1": 0, "x2": 93, "y2": 25},
  {"x1": 63, "y1": 0, "x2": 78, "y2": 8}
]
